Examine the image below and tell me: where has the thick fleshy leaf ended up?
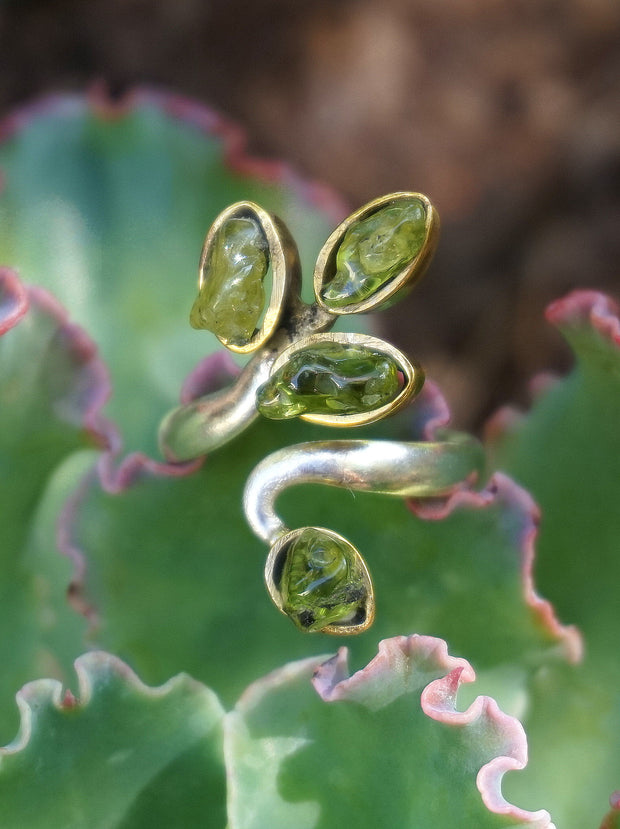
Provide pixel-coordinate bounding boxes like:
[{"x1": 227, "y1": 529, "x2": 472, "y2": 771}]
[
  {"x1": 3, "y1": 88, "x2": 608, "y2": 827},
  {"x1": 0, "y1": 270, "x2": 109, "y2": 740},
  {"x1": 0, "y1": 90, "x2": 343, "y2": 455},
  {"x1": 488, "y1": 292, "x2": 620, "y2": 827},
  {"x1": 488, "y1": 291, "x2": 620, "y2": 658},
  {"x1": 65, "y1": 362, "x2": 576, "y2": 708},
  {"x1": 0, "y1": 652, "x2": 226, "y2": 828},
  {"x1": 226, "y1": 635, "x2": 554, "y2": 829}
]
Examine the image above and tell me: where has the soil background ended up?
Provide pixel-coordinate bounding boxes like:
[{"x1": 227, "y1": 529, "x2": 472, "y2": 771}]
[{"x1": 1, "y1": 0, "x2": 619, "y2": 427}]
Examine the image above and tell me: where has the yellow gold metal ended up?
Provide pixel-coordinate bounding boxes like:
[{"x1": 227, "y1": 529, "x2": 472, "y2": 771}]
[
  {"x1": 264, "y1": 526, "x2": 375, "y2": 635},
  {"x1": 266, "y1": 331, "x2": 424, "y2": 427},
  {"x1": 313, "y1": 191, "x2": 439, "y2": 315},
  {"x1": 195, "y1": 200, "x2": 301, "y2": 354}
]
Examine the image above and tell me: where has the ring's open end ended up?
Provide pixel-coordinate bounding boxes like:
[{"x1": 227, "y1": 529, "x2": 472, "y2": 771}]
[{"x1": 265, "y1": 526, "x2": 375, "y2": 635}]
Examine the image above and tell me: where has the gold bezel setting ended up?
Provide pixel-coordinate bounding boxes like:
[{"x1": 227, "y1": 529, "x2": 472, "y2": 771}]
[
  {"x1": 313, "y1": 191, "x2": 439, "y2": 315},
  {"x1": 195, "y1": 200, "x2": 300, "y2": 354},
  {"x1": 263, "y1": 331, "x2": 424, "y2": 427},
  {"x1": 264, "y1": 525, "x2": 375, "y2": 635}
]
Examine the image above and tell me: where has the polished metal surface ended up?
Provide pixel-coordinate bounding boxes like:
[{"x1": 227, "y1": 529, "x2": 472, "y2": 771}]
[
  {"x1": 244, "y1": 433, "x2": 485, "y2": 545},
  {"x1": 158, "y1": 347, "x2": 275, "y2": 462}
]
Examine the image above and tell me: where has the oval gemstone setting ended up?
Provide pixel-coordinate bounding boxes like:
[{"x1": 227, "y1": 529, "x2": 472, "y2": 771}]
[
  {"x1": 256, "y1": 340, "x2": 401, "y2": 419},
  {"x1": 279, "y1": 528, "x2": 370, "y2": 632},
  {"x1": 319, "y1": 198, "x2": 427, "y2": 311},
  {"x1": 190, "y1": 215, "x2": 269, "y2": 346}
]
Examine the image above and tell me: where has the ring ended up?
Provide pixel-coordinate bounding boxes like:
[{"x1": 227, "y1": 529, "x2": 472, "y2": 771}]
[
  {"x1": 244, "y1": 435, "x2": 484, "y2": 634},
  {"x1": 158, "y1": 192, "x2": 483, "y2": 634}
]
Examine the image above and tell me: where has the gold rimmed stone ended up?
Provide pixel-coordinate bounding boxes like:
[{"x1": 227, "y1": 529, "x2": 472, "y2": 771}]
[
  {"x1": 190, "y1": 216, "x2": 268, "y2": 344},
  {"x1": 257, "y1": 332, "x2": 424, "y2": 427},
  {"x1": 265, "y1": 526, "x2": 375, "y2": 634},
  {"x1": 314, "y1": 192, "x2": 439, "y2": 315},
  {"x1": 190, "y1": 201, "x2": 300, "y2": 354}
]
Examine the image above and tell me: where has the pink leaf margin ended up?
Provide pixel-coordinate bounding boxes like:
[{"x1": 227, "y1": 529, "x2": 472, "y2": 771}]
[
  {"x1": 0, "y1": 267, "x2": 28, "y2": 334},
  {"x1": 58, "y1": 451, "x2": 203, "y2": 631},
  {"x1": 600, "y1": 792, "x2": 620, "y2": 829},
  {"x1": 545, "y1": 290, "x2": 620, "y2": 344},
  {"x1": 485, "y1": 290, "x2": 620, "y2": 445},
  {"x1": 0, "y1": 267, "x2": 204, "y2": 630},
  {"x1": 407, "y1": 377, "x2": 452, "y2": 441},
  {"x1": 56, "y1": 350, "x2": 234, "y2": 631},
  {"x1": 313, "y1": 634, "x2": 557, "y2": 829},
  {"x1": 0, "y1": 267, "x2": 114, "y2": 449},
  {"x1": 0, "y1": 86, "x2": 348, "y2": 226},
  {"x1": 0, "y1": 651, "x2": 219, "y2": 758},
  {"x1": 407, "y1": 371, "x2": 582, "y2": 666},
  {"x1": 408, "y1": 473, "x2": 583, "y2": 664}
]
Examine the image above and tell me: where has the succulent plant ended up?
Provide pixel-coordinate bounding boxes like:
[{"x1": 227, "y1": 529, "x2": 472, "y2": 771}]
[{"x1": 0, "y1": 90, "x2": 618, "y2": 828}]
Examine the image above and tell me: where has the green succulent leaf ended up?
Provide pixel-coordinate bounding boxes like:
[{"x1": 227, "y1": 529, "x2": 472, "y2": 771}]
[
  {"x1": 226, "y1": 635, "x2": 554, "y2": 829},
  {"x1": 489, "y1": 291, "x2": 620, "y2": 828},
  {"x1": 0, "y1": 269, "x2": 104, "y2": 741},
  {"x1": 0, "y1": 651, "x2": 226, "y2": 828},
  {"x1": 3, "y1": 88, "x2": 617, "y2": 828},
  {"x1": 0, "y1": 91, "x2": 341, "y2": 456},
  {"x1": 0, "y1": 642, "x2": 552, "y2": 829},
  {"x1": 0, "y1": 88, "x2": 349, "y2": 738}
]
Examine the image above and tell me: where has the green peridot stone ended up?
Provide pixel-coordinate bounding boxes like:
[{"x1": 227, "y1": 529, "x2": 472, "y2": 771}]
[
  {"x1": 281, "y1": 528, "x2": 368, "y2": 631},
  {"x1": 257, "y1": 341, "x2": 401, "y2": 419},
  {"x1": 321, "y1": 198, "x2": 426, "y2": 309},
  {"x1": 190, "y1": 216, "x2": 269, "y2": 345}
]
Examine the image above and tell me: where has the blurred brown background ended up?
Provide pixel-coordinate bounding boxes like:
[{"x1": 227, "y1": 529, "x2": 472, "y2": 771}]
[{"x1": 1, "y1": 0, "x2": 619, "y2": 427}]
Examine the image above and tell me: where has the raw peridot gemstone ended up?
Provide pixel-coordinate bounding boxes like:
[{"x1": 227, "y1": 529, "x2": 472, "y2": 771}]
[
  {"x1": 190, "y1": 216, "x2": 269, "y2": 345},
  {"x1": 257, "y1": 341, "x2": 401, "y2": 419},
  {"x1": 280, "y1": 528, "x2": 368, "y2": 632},
  {"x1": 321, "y1": 198, "x2": 426, "y2": 309}
]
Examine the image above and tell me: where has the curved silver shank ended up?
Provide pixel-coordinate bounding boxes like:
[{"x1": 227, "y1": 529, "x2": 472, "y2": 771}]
[
  {"x1": 243, "y1": 433, "x2": 484, "y2": 545},
  {"x1": 159, "y1": 301, "x2": 336, "y2": 462},
  {"x1": 158, "y1": 349, "x2": 276, "y2": 462}
]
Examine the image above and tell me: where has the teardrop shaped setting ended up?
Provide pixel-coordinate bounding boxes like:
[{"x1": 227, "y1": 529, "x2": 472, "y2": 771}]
[
  {"x1": 190, "y1": 201, "x2": 301, "y2": 353},
  {"x1": 190, "y1": 215, "x2": 269, "y2": 345},
  {"x1": 256, "y1": 333, "x2": 423, "y2": 426},
  {"x1": 314, "y1": 192, "x2": 439, "y2": 315},
  {"x1": 266, "y1": 527, "x2": 374, "y2": 633}
]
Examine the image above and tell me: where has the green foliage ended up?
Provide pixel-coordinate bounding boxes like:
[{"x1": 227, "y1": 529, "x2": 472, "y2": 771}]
[
  {"x1": 0, "y1": 93, "x2": 618, "y2": 828},
  {"x1": 489, "y1": 292, "x2": 620, "y2": 828},
  {"x1": 0, "y1": 93, "x2": 336, "y2": 456},
  {"x1": 0, "y1": 652, "x2": 225, "y2": 828},
  {"x1": 226, "y1": 637, "x2": 547, "y2": 829},
  {"x1": 0, "y1": 273, "x2": 91, "y2": 741}
]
